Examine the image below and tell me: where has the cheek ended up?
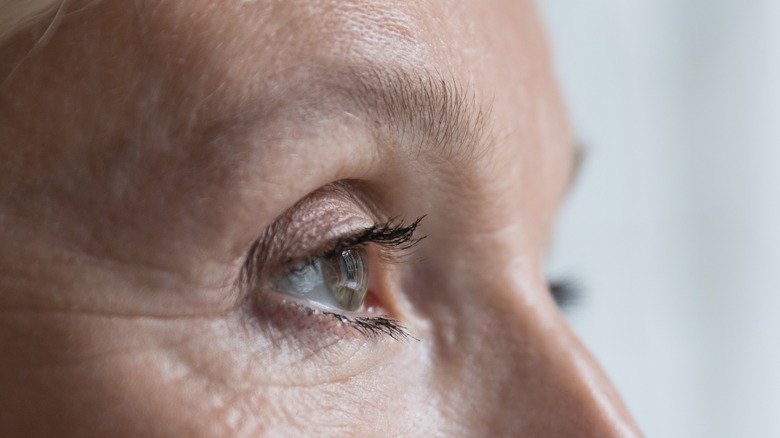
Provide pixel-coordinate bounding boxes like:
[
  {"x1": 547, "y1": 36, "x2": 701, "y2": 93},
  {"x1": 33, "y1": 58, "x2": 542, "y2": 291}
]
[
  {"x1": 4, "y1": 312, "x2": 445, "y2": 436},
  {"x1": 133, "y1": 336, "x2": 444, "y2": 434}
]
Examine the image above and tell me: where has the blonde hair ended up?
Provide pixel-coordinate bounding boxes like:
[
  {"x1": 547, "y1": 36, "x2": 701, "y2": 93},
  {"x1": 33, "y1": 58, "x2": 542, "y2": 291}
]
[{"x1": 0, "y1": 0, "x2": 62, "y2": 43}]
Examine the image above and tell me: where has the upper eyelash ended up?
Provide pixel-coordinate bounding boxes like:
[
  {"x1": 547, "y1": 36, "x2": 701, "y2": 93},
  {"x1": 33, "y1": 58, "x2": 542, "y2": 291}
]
[
  {"x1": 325, "y1": 216, "x2": 427, "y2": 259},
  {"x1": 270, "y1": 216, "x2": 426, "y2": 275}
]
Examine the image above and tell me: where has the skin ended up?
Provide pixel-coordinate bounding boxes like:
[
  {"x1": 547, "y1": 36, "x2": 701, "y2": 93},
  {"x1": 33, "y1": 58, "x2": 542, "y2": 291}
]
[{"x1": 0, "y1": 0, "x2": 641, "y2": 436}]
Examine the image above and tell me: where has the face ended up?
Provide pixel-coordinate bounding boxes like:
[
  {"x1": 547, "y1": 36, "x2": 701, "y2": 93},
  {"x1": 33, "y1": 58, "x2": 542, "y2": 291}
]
[{"x1": 0, "y1": 0, "x2": 639, "y2": 436}]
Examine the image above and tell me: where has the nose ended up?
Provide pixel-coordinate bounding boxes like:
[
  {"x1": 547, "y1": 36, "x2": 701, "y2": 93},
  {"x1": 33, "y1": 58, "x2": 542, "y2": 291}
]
[{"x1": 421, "y1": 241, "x2": 642, "y2": 437}]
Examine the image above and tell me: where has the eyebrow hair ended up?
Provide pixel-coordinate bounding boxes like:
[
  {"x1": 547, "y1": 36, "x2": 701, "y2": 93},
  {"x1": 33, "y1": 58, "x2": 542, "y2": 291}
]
[{"x1": 332, "y1": 64, "x2": 496, "y2": 165}]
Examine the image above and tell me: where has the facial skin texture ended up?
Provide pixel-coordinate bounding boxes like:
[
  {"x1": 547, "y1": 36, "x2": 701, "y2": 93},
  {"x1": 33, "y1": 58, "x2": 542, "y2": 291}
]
[{"x1": 0, "y1": 0, "x2": 641, "y2": 436}]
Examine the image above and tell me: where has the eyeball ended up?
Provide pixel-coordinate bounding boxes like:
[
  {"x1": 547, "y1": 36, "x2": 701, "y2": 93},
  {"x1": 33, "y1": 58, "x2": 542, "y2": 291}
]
[{"x1": 275, "y1": 247, "x2": 369, "y2": 311}]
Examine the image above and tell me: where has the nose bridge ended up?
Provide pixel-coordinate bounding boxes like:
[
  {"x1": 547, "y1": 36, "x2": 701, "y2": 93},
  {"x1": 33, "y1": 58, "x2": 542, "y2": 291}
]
[{"x1": 425, "y1": 246, "x2": 641, "y2": 436}]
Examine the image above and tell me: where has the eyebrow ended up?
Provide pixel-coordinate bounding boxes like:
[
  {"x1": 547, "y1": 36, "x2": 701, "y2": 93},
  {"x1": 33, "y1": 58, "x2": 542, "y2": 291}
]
[
  {"x1": 329, "y1": 64, "x2": 496, "y2": 164},
  {"x1": 325, "y1": 66, "x2": 580, "y2": 189}
]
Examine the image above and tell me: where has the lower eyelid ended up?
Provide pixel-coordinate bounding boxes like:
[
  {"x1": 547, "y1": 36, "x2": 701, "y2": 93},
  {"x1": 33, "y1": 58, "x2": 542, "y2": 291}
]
[
  {"x1": 250, "y1": 291, "x2": 413, "y2": 343},
  {"x1": 227, "y1": 303, "x2": 408, "y2": 388}
]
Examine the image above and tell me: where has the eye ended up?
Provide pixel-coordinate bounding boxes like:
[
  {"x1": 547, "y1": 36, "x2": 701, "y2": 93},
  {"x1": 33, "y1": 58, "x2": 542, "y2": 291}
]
[
  {"x1": 275, "y1": 247, "x2": 370, "y2": 312},
  {"x1": 239, "y1": 183, "x2": 425, "y2": 340}
]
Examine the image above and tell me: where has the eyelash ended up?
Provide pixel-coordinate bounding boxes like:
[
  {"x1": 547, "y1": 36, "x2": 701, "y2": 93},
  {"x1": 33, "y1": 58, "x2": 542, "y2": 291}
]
[
  {"x1": 244, "y1": 216, "x2": 425, "y2": 342},
  {"x1": 325, "y1": 216, "x2": 426, "y2": 260},
  {"x1": 304, "y1": 308, "x2": 418, "y2": 341}
]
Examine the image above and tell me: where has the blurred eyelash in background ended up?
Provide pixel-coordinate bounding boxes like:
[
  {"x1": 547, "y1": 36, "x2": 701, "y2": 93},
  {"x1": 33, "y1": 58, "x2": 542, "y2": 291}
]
[{"x1": 548, "y1": 277, "x2": 582, "y2": 310}]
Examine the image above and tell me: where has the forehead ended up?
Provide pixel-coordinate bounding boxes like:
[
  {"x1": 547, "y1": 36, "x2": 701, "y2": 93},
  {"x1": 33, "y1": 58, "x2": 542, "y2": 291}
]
[
  {"x1": 114, "y1": 0, "x2": 549, "y2": 94},
  {"x1": 115, "y1": 0, "x2": 566, "y2": 160},
  {"x1": 138, "y1": 0, "x2": 455, "y2": 71},
  {"x1": 1, "y1": 0, "x2": 571, "y2": 252}
]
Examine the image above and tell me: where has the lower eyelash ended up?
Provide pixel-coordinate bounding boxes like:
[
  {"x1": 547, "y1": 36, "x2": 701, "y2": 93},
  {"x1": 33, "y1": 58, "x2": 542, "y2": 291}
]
[
  {"x1": 254, "y1": 291, "x2": 417, "y2": 340},
  {"x1": 297, "y1": 304, "x2": 417, "y2": 341},
  {"x1": 321, "y1": 311, "x2": 418, "y2": 342}
]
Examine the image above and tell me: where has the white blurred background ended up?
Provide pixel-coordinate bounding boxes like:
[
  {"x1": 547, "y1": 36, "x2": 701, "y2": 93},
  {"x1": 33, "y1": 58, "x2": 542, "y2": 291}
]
[{"x1": 539, "y1": 1, "x2": 780, "y2": 436}]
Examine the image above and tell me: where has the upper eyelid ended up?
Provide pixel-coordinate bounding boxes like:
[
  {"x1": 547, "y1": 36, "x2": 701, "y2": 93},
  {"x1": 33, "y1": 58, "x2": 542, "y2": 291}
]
[
  {"x1": 237, "y1": 184, "x2": 420, "y2": 287},
  {"x1": 239, "y1": 184, "x2": 375, "y2": 277},
  {"x1": 238, "y1": 216, "x2": 424, "y2": 302}
]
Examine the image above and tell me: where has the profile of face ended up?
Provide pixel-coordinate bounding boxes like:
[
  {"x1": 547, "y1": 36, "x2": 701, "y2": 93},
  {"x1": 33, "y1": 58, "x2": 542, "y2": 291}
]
[{"x1": 0, "y1": 0, "x2": 640, "y2": 436}]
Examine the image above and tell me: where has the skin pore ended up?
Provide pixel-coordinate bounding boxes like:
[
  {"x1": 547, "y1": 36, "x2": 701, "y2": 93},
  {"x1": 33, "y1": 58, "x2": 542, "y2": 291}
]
[{"x1": 0, "y1": 0, "x2": 641, "y2": 436}]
